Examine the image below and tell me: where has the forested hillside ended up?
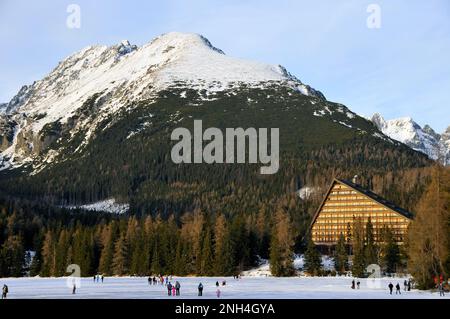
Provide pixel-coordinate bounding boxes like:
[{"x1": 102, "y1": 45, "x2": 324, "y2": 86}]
[{"x1": 0, "y1": 87, "x2": 434, "y2": 277}]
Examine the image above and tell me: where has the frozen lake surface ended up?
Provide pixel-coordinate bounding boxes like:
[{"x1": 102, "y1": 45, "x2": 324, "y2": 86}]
[{"x1": 0, "y1": 276, "x2": 447, "y2": 299}]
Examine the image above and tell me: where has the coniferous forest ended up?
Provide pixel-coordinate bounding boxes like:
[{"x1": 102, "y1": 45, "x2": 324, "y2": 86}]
[
  {"x1": 1, "y1": 161, "x2": 446, "y2": 281},
  {"x1": 0, "y1": 89, "x2": 448, "y2": 286}
]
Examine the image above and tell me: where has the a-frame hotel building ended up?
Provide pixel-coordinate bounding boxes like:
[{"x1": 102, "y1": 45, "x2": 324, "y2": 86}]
[{"x1": 310, "y1": 178, "x2": 413, "y2": 246}]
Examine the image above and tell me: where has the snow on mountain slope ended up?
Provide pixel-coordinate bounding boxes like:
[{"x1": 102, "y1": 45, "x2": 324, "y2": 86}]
[
  {"x1": 66, "y1": 198, "x2": 129, "y2": 214},
  {"x1": 0, "y1": 103, "x2": 7, "y2": 114},
  {"x1": 297, "y1": 186, "x2": 321, "y2": 200},
  {"x1": 371, "y1": 113, "x2": 449, "y2": 165},
  {"x1": 440, "y1": 126, "x2": 450, "y2": 165},
  {"x1": 0, "y1": 32, "x2": 325, "y2": 171},
  {"x1": 3, "y1": 33, "x2": 324, "y2": 132}
]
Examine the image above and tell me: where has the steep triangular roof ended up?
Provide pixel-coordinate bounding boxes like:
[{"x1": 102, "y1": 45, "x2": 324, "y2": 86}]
[{"x1": 309, "y1": 178, "x2": 413, "y2": 231}]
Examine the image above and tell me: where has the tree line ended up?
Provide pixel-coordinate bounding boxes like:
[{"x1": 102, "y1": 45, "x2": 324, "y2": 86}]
[
  {"x1": 0, "y1": 199, "x2": 297, "y2": 278},
  {"x1": 1, "y1": 166, "x2": 448, "y2": 287},
  {"x1": 0, "y1": 168, "x2": 448, "y2": 290}
]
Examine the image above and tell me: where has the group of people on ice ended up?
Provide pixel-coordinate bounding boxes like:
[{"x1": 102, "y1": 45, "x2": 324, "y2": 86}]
[
  {"x1": 350, "y1": 279, "x2": 361, "y2": 289},
  {"x1": 386, "y1": 279, "x2": 413, "y2": 295},
  {"x1": 388, "y1": 277, "x2": 447, "y2": 297},
  {"x1": 148, "y1": 275, "x2": 181, "y2": 296},
  {"x1": 147, "y1": 275, "x2": 226, "y2": 298},
  {"x1": 93, "y1": 274, "x2": 104, "y2": 283},
  {"x1": 351, "y1": 278, "x2": 416, "y2": 295},
  {"x1": 387, "y1": 278, "x2": 447, "y2": 296},
  {"x1": 352, "y1": 278, "x2": 412, "y2": 295},
  {"x1": 148, "y1": 274, "x2": 170, "y2": 286},
  {"x1": 166, "y1": 281, "x2": 181, "y2": 296},
  {"x1": 349, "y1": 272, "x2": 448, "y2": 297},
  {"x1": 199, "y1": 281, "x2": 224, "y2": 298}
]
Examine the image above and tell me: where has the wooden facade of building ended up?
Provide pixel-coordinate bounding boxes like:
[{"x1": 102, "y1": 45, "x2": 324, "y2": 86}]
[{"x1": 310, "y1": 178, "x2": 413, "y2": 246}]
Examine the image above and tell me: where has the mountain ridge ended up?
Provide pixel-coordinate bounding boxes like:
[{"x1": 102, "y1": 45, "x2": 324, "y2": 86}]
[
  {"x1": 0, "y1": 32, "x2": 329, "y2": 172},
  {"x1": 370, "y1": 113, "x2": 449, "y2": 165}
]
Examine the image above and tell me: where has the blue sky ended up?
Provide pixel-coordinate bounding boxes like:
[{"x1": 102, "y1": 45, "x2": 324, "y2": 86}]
[{"x1": 0, "y1": 0, "x2": 449, "y2": 131}]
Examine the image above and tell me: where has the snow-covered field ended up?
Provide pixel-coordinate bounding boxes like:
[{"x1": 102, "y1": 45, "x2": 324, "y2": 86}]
[
  {"x1": 0, "y1": 276, "x2": 447, "y2": 299},
  {"x1": 241, "y1": 255, "x2": 335, "y2": 277}
]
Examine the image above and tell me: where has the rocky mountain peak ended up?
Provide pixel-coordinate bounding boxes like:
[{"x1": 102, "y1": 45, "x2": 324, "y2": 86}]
[{"x1": 370, "y1": 113, "x2": 449, "y2": 165}]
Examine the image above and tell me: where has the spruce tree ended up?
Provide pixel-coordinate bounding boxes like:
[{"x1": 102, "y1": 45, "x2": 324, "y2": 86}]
[
  {"x1": 129, "y1": 228, "x2": 144, "y2": 275},
  {"x1": 213, "y1": 214, "x2": 233, "y2": 275},
  {"x1": 200, "y1": 228, "x2": 213, "y2": 276},
  {"x1": 0, "y1": 234, "x2": 25, "y2": 277},
  {"x1": 351, "y1": 218, "x2": 366, "y2": 277},
  {"x1": 269, "y1": 233, "x2": 282, "y2": 276},
  {"x1": 41, "y1": 230, "x2": 56, "y2": 277},
  {"x1": 112, "y1": 233, "x2": 128, "y2": 276},
  {"x1": 255, "y1": 207, "x2": 270, "y2": 258},
  {"x1": 164, "y1": 216, "x2": 179, "y2": 274},
  {"x1": 55, "y1": 230, "x2": 70, "y2": 276},
  {"x1": 71, "y1": 228, "x2": 94, "y2": 276},
  {"x1": 29, "y1": 231, "x2": 44, "y2": 276},
  {"x1": 139, "y1": 229, "x2": 150, "y2": 275},
  {"x1": 364, "y1": 217, "x2": 378, "y2": 265},
  {"x1": 334, "y1": 233, "x2": 349, "y2": 274},
  {"x1": 174, "y1": 238, "x2": 187, "y2": 275},
  {"x1": 150, "y1": 240, "x2": 161, "y2": 275},
  {"x1": 382, "y1": 227, "x2": 400, "y2": 274},
  {"x1": 99, "y1": 224, "x2": 116, "y2": 276},
  {"x1": 303, "y1": 236, "x2": 322, "y2": 276}
]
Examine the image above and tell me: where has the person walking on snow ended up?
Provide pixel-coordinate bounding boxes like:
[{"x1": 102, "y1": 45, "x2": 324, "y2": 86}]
[
  {"x1": 351, "y1": 280, "x2": 355, "y2": 289},
  {"x1": 388, "y1": 282, "x2": 394, "y2": 295},
  {"x1": 175, "y1": 281, "x2": 181, "y2": 296},
  {"x1": 2, "y1": 284, "x2": 8, "y2": 299},
  {"x1": 198, "y1": 283, "x2": 204, "y2": 296},
  {"x1": 167, "y1": 282, "x2": 173, "y2": 296},
  {"x1": 438, "y1": 283, "x2": 445, "y2": 297},
  {"x1": 395, "y1": 283, "x2": 401, "y2": 294},
  {"x1": 216, "y1": 288, "x2": 221, "y2": 298},
  {"x1": 403, "y1": 280, "x2": 408, "y2": 291},
  {"x1": 172, "y1": 283, "x2": 176, "y2": 296},
  {"x1": 72, "y1": 284, "x2": 76, "y2": 295},
  {"x1": 356, "y1": 281, "x2": 360, "y2": 289}
]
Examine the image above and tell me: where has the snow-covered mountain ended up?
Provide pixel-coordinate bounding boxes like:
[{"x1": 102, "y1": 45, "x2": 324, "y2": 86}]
[
  {"x1": 2, "y1": 31, "x2": 437, "y2": 179},
  {"x1": 2, "y1": 33, "x2": 324, "y2": 123},
  {"x1": 371, "y1": 113, "x2": 450, "y2": 165},
  {"x1": 0, "y1": 32, "x2": 326, "y2": 171},
  {"x1": 0, "y1": 31, "x2": 434, "y2": 212}
]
